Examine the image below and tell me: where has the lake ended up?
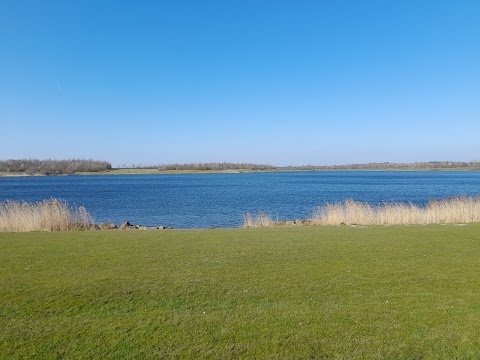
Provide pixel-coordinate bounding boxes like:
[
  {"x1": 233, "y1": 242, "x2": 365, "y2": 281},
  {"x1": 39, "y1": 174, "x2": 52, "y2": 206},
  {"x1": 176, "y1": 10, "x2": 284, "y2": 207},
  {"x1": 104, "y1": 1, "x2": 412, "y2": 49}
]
[{"x1": 1, "y1": 171, "x2": 480, "y2": 228}]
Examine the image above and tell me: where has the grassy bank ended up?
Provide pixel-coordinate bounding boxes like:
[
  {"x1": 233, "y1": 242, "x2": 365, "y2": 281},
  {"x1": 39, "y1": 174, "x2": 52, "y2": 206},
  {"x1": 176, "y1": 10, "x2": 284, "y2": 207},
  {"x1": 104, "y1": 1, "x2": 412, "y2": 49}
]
[
  {"x1": 4, "y1": 168, "x2": 480, "y2": 177},
  {"x1": 2, "y1": 225, "x2": 480, "y2": 358},
  {"x1": 76, "y1": 168, "x2": 256, "y2": 175},
  {"x1": 74, "y1": 167, "x2": 480, "y2": 175}
]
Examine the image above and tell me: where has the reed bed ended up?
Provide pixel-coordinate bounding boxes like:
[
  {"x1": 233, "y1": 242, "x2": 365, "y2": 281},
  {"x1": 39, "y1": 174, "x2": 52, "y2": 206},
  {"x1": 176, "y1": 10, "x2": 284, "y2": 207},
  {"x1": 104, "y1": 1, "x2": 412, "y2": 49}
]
[
  {"x1": 0, "y1": 199, "x2": 93, "y2": 232},
  {"x1": 242, "y1": 212, "x2": 276, "y2": 228},
  {"x1": 311, "y1": 196, "x2": 480, "y2": 225},
  {"x1": 243, "y1": 196, "x2": 480, "y2": 227}
]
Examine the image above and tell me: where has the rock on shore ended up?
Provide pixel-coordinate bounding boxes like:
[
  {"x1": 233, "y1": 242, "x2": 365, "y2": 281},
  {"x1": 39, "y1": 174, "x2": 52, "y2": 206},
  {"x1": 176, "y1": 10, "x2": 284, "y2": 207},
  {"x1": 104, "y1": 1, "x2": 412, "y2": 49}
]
[{"x1": 118, "y1": 222, "x2": 172, "y2": 230}]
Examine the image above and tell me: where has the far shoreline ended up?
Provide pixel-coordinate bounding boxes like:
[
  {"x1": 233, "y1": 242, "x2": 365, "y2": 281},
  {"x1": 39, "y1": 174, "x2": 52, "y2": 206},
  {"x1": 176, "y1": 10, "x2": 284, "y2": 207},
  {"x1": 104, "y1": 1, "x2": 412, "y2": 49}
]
[{"x1": 2, "y1": 167, "x2": 480, "y2": 177}]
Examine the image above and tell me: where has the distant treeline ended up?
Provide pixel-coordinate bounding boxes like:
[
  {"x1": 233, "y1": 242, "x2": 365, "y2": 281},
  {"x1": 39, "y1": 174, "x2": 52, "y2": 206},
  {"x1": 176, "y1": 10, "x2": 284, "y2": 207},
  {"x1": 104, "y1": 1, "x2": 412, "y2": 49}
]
[
  {"x1": 282, "y1": 161, "x2": 480, "y2": 170},
  {"x1": 0, "y1": 159, "x2": 112, "y2": 175},
  {"x1": 146, "y1": 161, "x2": 480, "y2": 171},
  {"x1": 3, "y1": 160, "x2": 480, "y2": 175},
  {"x1": 155, "y1": 162, "x2": 275, "y2": 171}
]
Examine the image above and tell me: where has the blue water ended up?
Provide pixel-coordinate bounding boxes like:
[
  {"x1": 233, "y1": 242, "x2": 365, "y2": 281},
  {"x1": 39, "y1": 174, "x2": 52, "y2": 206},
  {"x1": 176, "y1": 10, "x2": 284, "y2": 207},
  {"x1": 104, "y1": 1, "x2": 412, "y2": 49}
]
[{"x1": 1, "y1": 171, "x2": 479, "y2": 228}]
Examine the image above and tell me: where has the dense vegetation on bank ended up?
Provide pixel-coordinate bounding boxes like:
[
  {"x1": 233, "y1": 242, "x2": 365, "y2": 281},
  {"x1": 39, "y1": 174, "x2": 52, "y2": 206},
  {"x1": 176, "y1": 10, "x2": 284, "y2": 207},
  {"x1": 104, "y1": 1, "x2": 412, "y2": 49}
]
[
  {"x1": 2, "y1": 225, "x2": 480, "y2": 358},
  {"x1": 0, "y1": 159, "x2": 112, "y2": 175},
  {"x1": 2, "y1": 160, "x2": 480, "y2": 176}
]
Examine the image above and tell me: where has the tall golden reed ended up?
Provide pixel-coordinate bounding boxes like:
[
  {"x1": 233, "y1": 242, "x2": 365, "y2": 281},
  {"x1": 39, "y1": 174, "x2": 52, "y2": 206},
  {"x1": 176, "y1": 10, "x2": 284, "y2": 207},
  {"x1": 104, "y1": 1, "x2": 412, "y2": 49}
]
[
  {"x1": 310, "y1": 196, "x2": 480, "y2": 225},
  {"x1": 243, "y1": 196, "x2": 480, "y2": 227},
  {"x1": 242, "y1": 212, "x2": 276, "y2": 227},
  {"x1": 0, "y1": 199, "x2": 93, "y2": 232}
]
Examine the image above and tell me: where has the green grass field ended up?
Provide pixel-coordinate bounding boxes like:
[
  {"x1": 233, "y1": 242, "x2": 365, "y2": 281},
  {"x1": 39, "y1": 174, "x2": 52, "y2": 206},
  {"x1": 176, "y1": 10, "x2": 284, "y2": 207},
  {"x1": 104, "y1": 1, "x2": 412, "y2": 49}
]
[{"x1": 2, "y1": 225, "x2": 480, "y2": 359}]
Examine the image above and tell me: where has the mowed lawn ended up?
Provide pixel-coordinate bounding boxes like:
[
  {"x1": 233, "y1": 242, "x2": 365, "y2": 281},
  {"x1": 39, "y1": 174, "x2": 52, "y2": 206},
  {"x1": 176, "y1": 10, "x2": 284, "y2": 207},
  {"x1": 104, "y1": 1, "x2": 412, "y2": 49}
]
[{"x1": 1, "y1": 225, "x2": 480, "y2": 359}]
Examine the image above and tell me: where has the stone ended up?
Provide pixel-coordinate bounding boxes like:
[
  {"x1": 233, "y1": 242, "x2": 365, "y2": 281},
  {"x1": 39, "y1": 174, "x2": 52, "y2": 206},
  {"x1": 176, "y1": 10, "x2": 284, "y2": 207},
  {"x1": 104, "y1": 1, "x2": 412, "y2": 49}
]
[{"x1": 119, "y1": 221, "x2": 132, "y2": 230}]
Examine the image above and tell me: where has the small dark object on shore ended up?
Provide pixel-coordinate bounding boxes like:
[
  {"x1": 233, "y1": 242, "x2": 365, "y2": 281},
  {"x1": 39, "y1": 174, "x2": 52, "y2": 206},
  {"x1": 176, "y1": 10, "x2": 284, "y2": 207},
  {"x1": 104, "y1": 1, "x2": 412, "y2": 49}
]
[{"x1": 118, "y1": 222, "x2": 172, "y2": 230}]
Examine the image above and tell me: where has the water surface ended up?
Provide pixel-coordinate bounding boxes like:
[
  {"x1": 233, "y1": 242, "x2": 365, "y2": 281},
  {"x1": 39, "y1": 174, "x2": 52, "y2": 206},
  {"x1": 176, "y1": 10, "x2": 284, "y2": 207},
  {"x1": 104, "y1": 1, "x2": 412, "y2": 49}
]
[{"x1": 1, "y1": 171, "x2": 479, "y2": 228}]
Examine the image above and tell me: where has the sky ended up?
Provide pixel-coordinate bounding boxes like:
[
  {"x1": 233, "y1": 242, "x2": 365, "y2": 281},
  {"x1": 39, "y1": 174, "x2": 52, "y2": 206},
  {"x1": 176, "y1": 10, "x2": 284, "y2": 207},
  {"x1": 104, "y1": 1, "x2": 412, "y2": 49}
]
[{"x1": 1, "y1": 0, "x2": 479, "y2": 167}]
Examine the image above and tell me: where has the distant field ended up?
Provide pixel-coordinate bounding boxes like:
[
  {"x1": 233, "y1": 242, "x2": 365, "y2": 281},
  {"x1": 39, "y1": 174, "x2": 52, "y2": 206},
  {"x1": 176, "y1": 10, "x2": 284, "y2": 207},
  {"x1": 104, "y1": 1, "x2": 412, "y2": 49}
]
[
  {"x1": 2, "y1": 168, "x2": 480, "y2": 177},
  {"x1": 77, "y1": 168, "x2": 252, "y2": 175},
  {"x1": 74, "y1": 168, "x2": 480, "y2": 176},
  {"x1": 0, "y1": 172, "x2": 35, "y2": 177},
  {"x1": 2, "y1": 225, "x2": 480, "y2": 358}
]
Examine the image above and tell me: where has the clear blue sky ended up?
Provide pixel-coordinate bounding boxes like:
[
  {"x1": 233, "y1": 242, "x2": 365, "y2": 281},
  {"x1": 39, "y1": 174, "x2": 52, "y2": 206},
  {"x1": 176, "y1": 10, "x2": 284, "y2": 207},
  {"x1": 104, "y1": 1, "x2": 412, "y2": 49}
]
[{"x1": 1, "y1": 0, "x2": 479, "y2": 166}]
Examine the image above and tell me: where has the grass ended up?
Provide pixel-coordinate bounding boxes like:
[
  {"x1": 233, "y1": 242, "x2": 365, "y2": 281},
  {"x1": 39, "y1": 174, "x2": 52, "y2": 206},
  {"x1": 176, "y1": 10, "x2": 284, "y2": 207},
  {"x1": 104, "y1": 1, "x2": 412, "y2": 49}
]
[
  {"x1": 77, "y1": 168, "x2": 267, "y2": 175},
  {"x1": 77, "y1": 168, "x2": 162, "y2": 175},
  {"x1": 1, "y1": 168, "x2": 295, "y2": 177},
  {"x1": 72, "y1": 168, "x2": 480, "y2": 175},
  {"x1": 0, "y1": 199, "x2": 93, "y2": 232},
  {"x1": 2, "y1": 225, "x2": 480, "y2": 358},
  {"x1": 3, "y1": 168, "x2": 480, "y2": 177},
  {"x1": 0, "y1": 172, "x2": 35, "y2": 177}
]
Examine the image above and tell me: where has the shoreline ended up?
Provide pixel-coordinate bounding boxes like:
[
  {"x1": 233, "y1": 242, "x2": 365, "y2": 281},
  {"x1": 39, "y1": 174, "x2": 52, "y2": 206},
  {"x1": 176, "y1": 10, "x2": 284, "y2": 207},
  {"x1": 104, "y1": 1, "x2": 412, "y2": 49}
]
[
  {"x1": 2, "y1": 196, "x2": 480, "y2": 232},
  {"x1": 2, "y1": 167, "x2": 480, "y2": 177}
]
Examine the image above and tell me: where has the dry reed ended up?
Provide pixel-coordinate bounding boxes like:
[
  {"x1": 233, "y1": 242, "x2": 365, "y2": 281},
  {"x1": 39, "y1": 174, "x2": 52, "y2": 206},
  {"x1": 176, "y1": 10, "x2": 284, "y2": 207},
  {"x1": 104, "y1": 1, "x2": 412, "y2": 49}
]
[
  {"x1": 243, "y1": 196, "x2": 480, "y2": 227},
  {"x1": 242, "y1": 212, "x2": 275, "y2": 227},
  {"x1": 310, "y1": 196, "x2": 480, "y2": 225},
  {"x1": 0, "y1": 199, "x2": 93, "y2": 232}
]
